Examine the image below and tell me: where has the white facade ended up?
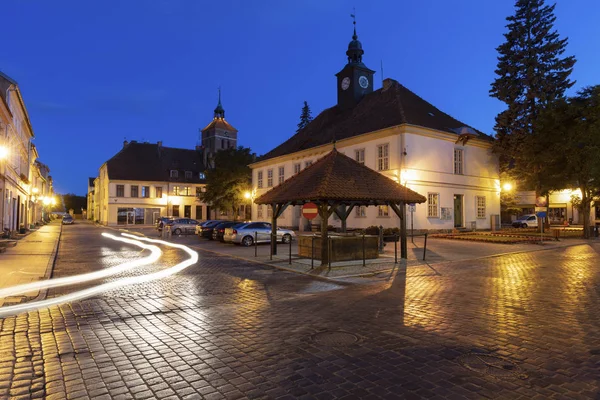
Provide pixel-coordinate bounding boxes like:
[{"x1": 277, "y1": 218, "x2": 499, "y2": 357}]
[
  {"x1": 0, "y1": 78, "x2": 37, "y2": 232},
  {"x1": 93, "y1": 164, "x2": 209, "y2": 226},
  {"x1": 250, "y1": 125, "x2": 500, "y2": 231}
]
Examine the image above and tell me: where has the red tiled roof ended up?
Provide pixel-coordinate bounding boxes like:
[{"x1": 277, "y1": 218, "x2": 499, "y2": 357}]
[
  {"x1": 255, "y1": 149, "x2": 426, "y2": 205},
  {"x1": 259, "y1": 79, "x2": 492, "y2": 162}
]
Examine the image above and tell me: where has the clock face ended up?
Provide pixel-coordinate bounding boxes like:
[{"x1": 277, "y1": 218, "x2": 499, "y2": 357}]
[
  {"x1": 341, "y1": 77, "x2": 351, "y2": 90},
  {"x1": 359, "y1": 76, "x2": 369, "y2": 89}
]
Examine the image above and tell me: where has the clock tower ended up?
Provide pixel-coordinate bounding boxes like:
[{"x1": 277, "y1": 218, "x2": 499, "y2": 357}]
[
  {"x1": 199, "y1": 88, "x2": 238, "y2": 167},
  {"x1": 335, "y1": 20, "x2": 375, "y2": 110}
]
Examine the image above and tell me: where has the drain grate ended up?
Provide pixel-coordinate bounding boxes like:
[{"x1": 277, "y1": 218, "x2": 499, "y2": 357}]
[
  {"x1": 311, "y1": 331, "x2": 359, "y2": 346},
  {"x1": 458, "y1": 353, "x2": 527, "y2": 380}
]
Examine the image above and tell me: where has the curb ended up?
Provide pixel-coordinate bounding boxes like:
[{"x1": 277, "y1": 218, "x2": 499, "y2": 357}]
[{"x1": 33, "y1": 223, "x2": 63, "y2": 302}]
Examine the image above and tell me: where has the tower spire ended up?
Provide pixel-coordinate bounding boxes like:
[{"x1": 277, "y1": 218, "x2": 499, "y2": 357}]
[
  {"x1": 214, "y1": 86, "x2": 225, "y2": 119},
  {"x1": 351, "y1": 8, "x2": 357, "y2": 40},
  {"x1": 346, "y1": 10, "x2": 364, "y2": 65}
]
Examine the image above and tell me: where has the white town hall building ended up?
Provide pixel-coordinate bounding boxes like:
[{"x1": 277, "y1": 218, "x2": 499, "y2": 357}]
[{"x1": 249, "y1": 26, "x2": 500, "y2": 232}]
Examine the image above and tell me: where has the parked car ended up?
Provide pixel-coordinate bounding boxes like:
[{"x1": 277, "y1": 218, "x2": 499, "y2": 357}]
[
  {"x1": 224, "y1": 222, "x2": 295, "y2": 246},
  {"x1": 197, "y1": 220, "x2": 232, "y2": 238},
  {"x1": 156, "y1": 216, "x2": 174, "y2": 231},
  {"x1": 62, "y1": 215, "x2": 74, "y2": 225},
  {"x1": 512, "y1": 214, "x2": 538, "y2": 228},
  {"x1": 166, "y1": 218, "x2": 200, "y2": 235},
  {"x1": 211, "y1": 221, "x2": 241, "y2": 242}
]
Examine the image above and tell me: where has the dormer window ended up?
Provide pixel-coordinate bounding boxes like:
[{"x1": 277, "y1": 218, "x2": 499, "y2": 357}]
[
  {"x1": 170, "y1": 170, "x2": 178, "y2": 178},
  {"x1": 199, "y1": 172, "x2": 206, "y2": 179},
  {"x1": 185, "y1": 171, "x2": 192, "y2": 179}
]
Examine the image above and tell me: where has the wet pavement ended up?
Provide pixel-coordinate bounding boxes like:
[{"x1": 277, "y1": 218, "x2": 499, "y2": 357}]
[{"x1": 1, "y1": 223, "x2": 599, "y2": 399}]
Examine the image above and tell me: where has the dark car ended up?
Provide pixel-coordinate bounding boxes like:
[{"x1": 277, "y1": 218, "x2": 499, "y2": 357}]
[
  {"x1": 199, "y1": 220, "x2": 232, "y2": 239},
  {"x1": 62, "y1": 215, "x2": 74, "y2": 225},
  {"x1": 156, "y1": 216, "x2": 174, "y2": 231},
  {"x1": 211, "y1": 221, "x2": 241, "y2": 242}
]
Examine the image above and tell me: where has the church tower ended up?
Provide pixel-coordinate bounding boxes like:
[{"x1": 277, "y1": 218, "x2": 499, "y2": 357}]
[
  {"x1": 335, "y1": 18, "x2": 375, "y2": 110},
  {"x1": 199, "y1": 88, "x2": 238, "y2": 158}
]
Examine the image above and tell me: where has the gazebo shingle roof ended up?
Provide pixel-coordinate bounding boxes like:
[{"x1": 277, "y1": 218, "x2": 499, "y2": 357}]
[{"x1": 255, "y1": 149, "x2": 426, "y2": 205}]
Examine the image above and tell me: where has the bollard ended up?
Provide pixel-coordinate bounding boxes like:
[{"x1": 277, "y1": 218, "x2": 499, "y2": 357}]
[
  {"x1": 311, "y1": 235, "x2": 315, "y2": 269},
  {"x1": 378, "y1": 225, "x2": 384, "y2": 254},
  {"x1": 269, "y1": 232, "x2": 273, "y2": 261},
  {"x1": 394, "y1": 234, "x2": 398, "y2": 264},
  {"x1": 423, "y1": 233, "x2": 428, "y2": 261},
  {"x1": 289, "y1": 235, "x2": 292, "y2": 265},
  {"x1": 362, "y1": 232, "x2": 366, "y2": 267},
  {"x1": 254, "y1": 231, "x2": 258, "y2": 257},
  {"x1": 328, "y1": 237, "x2": 332, "y2": 270}
]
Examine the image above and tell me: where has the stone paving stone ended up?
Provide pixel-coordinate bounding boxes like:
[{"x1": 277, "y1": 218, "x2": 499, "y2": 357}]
[{"x1": 2, "y1": 225, "x2": 600, "y2": 398}]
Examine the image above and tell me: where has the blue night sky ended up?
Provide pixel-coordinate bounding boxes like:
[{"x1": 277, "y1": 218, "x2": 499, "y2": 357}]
[{"x1": 2, "y1": 1, "x2": 599, "y2": 195}]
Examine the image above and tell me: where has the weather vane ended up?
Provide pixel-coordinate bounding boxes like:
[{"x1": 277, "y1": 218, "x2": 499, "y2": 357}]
[{"x1": 351, "y1": 8, "x2": 356, "y2": 25}]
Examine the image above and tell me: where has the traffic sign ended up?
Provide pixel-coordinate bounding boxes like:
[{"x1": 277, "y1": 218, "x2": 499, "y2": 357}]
[
  {"x1": 536, "y1": 212, "x2": 547, "y2": 218},
  {"x1": 409, "y1": 204, "x2": 416, "y2": 212},
  {"x1": 302, "y1": 202, "x2": 319, "y2": 220}
]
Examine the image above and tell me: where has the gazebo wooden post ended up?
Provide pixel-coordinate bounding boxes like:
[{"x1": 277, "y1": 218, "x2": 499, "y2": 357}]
[
  {"x1": 318, "y1": 202, "x2": 334, "y2": 266},
  {"x1": 333, "y1": 204, "x2": 356, "y2": 234},
  {"x1": 400, "y1": 202, "x2": 407, "y2": 259},
  {"x1": 390, "y1": 202, "x2": 408, "y2": 259},
  {"x1": 271, "y1": 203, "x2": 278, "y2": 256}
]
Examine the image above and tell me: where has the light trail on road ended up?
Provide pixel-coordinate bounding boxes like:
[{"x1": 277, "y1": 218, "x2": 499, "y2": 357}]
[
  {"x1": 0, "y1": 233, "x2": 162, "y2": 298},
  {"x1": 0, "y1": 233, "x2": 199, "y2": 318}
]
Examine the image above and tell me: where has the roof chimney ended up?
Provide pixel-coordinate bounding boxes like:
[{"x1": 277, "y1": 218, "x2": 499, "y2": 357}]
[
  {"x1": 123, "y1": 140, "x2": 128, "y2": 148},
  {"x1": 382, "y1": 78, "x2": 395, "y2": 91},
  {"x1": 157, "y1": 141, "x2": 162, "y2": 147}
]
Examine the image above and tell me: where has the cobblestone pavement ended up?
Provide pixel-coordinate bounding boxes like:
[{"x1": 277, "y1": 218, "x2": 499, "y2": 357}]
[{"x1": 1, "y1": 224, "x2": 599, "y2": 399}]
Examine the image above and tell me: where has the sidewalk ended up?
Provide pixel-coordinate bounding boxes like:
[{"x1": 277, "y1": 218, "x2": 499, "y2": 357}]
[{"x1": 0, "y1": 221, "x2": 62, "y2": 306}]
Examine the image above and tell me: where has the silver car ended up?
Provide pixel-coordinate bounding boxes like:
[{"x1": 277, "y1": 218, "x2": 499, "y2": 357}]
[
  {"x1": 167, "y1": 218, "x2": 200, "y2": 235},
  {"x1": 224, "y1": 222, "x2": 295, "y2": 246}
]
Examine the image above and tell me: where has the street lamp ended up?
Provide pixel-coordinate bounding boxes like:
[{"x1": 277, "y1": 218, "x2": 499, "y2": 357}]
[
  {"x1": 502, "y1": 182, "x2": 513, "y2": 192},
  {"x1": 0, "y1": 145, "x2": 8, "y2": 160}
]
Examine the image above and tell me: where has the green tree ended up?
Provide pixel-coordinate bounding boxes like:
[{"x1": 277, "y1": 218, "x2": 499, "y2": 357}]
[
  {"x1": 61, "y1": 193, "x2": 87, "y2": 213},
  {"x1": 538, "y1": 86, "x2": 600, "y2": 238},
  {"x1": 490, "y1": 0, "x2": 576, "y2": 196},
  {"x1": 296, "y1": 101, "x2": 313, "y2": 133},
  {"x1": 201, "y1": 147, "x2": 254, "y2": 220}
]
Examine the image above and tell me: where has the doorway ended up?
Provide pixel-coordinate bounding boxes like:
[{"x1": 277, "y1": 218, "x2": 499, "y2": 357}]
[
  {"x1": 454, "y1": 194, "x2": 463, "y2": 228},
  {"x1": 184, "y1": 205, "x2": 191, "y2": 218}
]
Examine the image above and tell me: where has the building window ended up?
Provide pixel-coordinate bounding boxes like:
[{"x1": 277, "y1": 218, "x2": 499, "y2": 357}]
[
  {"x1": 173, "y1": 205, "x2": 180, "y2": 217},
  {"x1": 196, "y1": 205, "x2": 203, "y2": 220},
  {"x1": 427, "y1": 193, "x2": 440, "y2": 218},
  {"x1": 182, "y1": 186, "x2": 191, "y2": 196},
  {"x1": 196, "y1": 187, "x2": 202, "y2": 198},
  {"x1": 141, "y1": 186, "x2": 150, "y2": 198},
  {"x1": 267, "y1": 169, "x2": 273, "y2": 187},
  {"x1": 294, "y1": 163, "x2": 301, "y2": 175},
  {"x1": 131, "y1": 185, "x2": 139, "y2": 198},
  {"x1": 476, "y1": 196, "x2": 486, "y2": 219},
  {"x1": 199, "y1": 172, "x2": 206, "y2": 179},
  {"x1": 156, "y1": 187, "x2": 163, "y2": 198},
  {"x1": 257, "y1": 205, "x2": 263, "y2": 218},
  {"x1": 454, "y1": 149, "x2": 464, "y2": 175},
  {"x1": 170, "y1": 170, "x2": 178, "y2": 178},
  {"x1": 257, "y1": 171, "x2": 263, "y2": 188},
  {"x1": 278, "y1": 166, "x2": 285, "y2": 184},
  {"x1": 173, "y1": 186, "x2": 180, "y2": 196},
  {"x1": 267, "y1": 205, "x2": 273, "y2": 218},
  {"x1": 304, "y1": 160, "x2": 313, "y2": 168},
  {"x1": 116, "y1": 185, "x2": 124, "y2": 197},
  {"x1": 378, "y1": 205, "x2": 389, "y2": 217},
  {"x1": 185, "y1": 171, "x2": 192, "y2": 179},
  {"x1": 355, "y1": 206, "x2": 366, "y2": 217},
  {"x1": 355, "y1": 149, "x2": 365, "y2": 164},
  {"x1": 377, "y1": 144, "x2": 389, "y2": 171}
]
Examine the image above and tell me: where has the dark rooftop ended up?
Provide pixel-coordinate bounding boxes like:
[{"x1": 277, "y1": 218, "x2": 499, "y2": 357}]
[
  {"x1": 255, "y1": 149, "x2": 426, "y2": 205},
  {"x1": 106, "y1": 142, "x2": 207, "y2": 183},
  {"x1": 259, "y1": 78, "x2": 492, "y2": 162}
]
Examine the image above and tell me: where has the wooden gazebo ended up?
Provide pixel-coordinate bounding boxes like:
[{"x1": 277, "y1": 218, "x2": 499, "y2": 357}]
[{"x1": 254, "y1": 149, "x2": 426, "y2": 264}]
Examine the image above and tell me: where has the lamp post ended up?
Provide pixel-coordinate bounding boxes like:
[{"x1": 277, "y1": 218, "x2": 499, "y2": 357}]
[{"x1": 244, "y1": 189, "x2": 256, "y2": 220}]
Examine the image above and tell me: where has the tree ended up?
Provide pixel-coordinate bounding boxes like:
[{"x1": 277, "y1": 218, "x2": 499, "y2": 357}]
[
  {"x1": 490, "y1": 0, "x2": 576, "y2": 196},
  {"x1": 538, "y1": 86, "x2": 600, "y2": 238},
  {"x1": 201, "y1": 147, "x2": 254, "y2": 220},
  {"x1": 296, "y1": 101, "x2": 313, "y2": 133},
  {"x1": 61, "y1": 193, "x2": 86, "y2": 213}
]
